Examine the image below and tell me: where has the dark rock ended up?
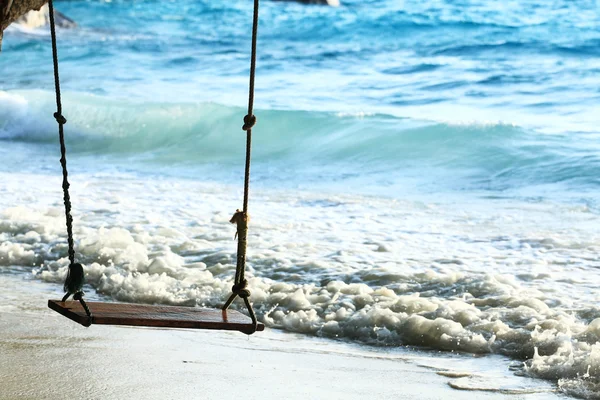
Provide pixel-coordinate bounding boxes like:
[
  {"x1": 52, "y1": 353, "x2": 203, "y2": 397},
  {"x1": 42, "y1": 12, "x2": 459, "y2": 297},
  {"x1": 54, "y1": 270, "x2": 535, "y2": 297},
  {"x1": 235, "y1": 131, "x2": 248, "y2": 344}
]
[{"x1": 1, "y1": 0, "x2": 75, "y2": 50}]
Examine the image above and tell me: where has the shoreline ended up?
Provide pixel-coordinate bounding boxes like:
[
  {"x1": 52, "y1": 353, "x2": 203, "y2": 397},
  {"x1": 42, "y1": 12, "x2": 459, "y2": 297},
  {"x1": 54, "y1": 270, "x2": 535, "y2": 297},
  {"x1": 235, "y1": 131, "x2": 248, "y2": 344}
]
[{"x1": 1, "y1": 272, "x2": 565, "y2": 400}]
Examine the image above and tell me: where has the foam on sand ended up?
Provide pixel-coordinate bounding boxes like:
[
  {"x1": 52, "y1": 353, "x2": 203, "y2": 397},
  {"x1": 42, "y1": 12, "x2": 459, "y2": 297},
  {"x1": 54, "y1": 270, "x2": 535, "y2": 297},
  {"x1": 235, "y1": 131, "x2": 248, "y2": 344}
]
[
  {"x1": 1, "y1": 170, "x2": 600, "y2": 396},
  {"x1": 0, "y1": 273, "x2": 561, "y2": 400}
]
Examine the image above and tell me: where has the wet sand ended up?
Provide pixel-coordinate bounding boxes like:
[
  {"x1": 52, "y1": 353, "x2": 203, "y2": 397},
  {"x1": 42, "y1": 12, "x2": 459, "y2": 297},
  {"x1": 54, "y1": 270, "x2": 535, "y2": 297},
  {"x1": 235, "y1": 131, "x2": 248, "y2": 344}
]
[{"x1": 0, "y1": 273, "x2": 566, "y2": 400}]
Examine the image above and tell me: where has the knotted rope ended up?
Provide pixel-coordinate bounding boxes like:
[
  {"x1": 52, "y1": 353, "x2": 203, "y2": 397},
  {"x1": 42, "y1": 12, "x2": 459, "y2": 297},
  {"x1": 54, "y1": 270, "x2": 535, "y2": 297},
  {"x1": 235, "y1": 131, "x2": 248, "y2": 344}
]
[
  {"x1": 48, "y1": 0, "x2": 92, "y2": 323},
  {"x1": 222, "y1": 0, "x2": 261, "y2": 334}
]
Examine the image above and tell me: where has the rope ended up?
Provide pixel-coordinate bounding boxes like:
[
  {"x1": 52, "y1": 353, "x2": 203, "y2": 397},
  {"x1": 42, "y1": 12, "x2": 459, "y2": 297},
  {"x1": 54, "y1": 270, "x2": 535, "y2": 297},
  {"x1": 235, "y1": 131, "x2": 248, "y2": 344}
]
[
  {"x1": 48, "y1": 0, "x2": 92, "y2": 324},
  {"x1": 222, "y1": 0, "x2": 260, "y2": 334},
  {"x1": 48, "y1": 0, "x2": 74, "y2": 265},
  {"x1": 242, "y1": 0, "x2": 260, "y2": 213}
]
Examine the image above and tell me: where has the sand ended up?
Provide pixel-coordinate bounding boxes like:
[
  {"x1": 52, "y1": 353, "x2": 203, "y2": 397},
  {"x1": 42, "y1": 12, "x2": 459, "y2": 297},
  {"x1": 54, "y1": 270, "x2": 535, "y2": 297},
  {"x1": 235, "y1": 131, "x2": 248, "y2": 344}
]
[{"x1": 0, "y1": 273, "x2": 567, "y2": 400}]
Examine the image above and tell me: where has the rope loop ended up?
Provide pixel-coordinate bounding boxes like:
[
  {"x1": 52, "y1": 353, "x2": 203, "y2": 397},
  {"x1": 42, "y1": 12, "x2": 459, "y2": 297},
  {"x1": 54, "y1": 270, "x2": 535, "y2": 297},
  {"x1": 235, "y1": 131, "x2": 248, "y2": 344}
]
[
  {"x1": 221, "y1": 0, "x2": 260, "y2": 335},
  {"x1": 53, "y1": 112, "x2": 67, "y2": 125},
  {"x1": 48, "y1": 0, "x2": 83, "y2": 299},
  {"x1": 232, "y1": 279, "x2": 251, "y2": 298},
  {"x1": 242, "y1": 114, "x2": 256, "y2": 131},
  {"x1": 73, "y1": 291, "x2": 93, "y2": 326}
]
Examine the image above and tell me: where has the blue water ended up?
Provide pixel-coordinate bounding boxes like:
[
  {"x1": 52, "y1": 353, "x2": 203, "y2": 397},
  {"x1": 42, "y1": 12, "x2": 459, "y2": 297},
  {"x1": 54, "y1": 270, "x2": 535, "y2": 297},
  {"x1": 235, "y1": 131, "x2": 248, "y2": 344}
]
[
  {"x1": 1, "y1": 0, "x2": 600, "y2": 202},
  {"x1": 2, "y1": 1, "x2": 600, "y2": 397}
]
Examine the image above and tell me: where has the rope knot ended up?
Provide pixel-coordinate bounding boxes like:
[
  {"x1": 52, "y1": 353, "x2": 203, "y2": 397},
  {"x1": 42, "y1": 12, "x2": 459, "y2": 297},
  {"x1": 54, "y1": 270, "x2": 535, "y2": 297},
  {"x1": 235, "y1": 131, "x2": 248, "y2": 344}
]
[
  {"x1": 229, "y1": 209, "x2": 249, "y2": 225},
  {"x1": 242, "y1": 114, "x2": 256, "y2": 131},
  {"x1": 232, "y1": 279, "x2": 251, "y2": 298},
  {"x1": 230, "y1": 209, "x2": 249, "y2": 240},
  {"x1": 53, "y1": 112, "x2": 67, "y2": 125}
]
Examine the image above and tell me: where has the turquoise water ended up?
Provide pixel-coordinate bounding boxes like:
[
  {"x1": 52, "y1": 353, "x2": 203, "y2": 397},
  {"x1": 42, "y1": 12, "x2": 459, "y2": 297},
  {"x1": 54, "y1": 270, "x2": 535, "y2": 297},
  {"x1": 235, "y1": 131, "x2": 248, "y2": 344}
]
[
  {"x1": 1, "y1": 1, "x2": 600, "y2": 398},
  {"x1": 1, "y1": 0, "x2": 600, "y2": 200}
]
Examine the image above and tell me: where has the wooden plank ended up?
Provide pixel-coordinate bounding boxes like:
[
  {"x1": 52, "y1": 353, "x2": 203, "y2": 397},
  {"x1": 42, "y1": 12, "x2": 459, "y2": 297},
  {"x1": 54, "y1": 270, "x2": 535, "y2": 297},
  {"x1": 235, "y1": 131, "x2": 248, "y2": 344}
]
[{"x1": 48, "y1": 300, "x2": 264, "y2": 334}]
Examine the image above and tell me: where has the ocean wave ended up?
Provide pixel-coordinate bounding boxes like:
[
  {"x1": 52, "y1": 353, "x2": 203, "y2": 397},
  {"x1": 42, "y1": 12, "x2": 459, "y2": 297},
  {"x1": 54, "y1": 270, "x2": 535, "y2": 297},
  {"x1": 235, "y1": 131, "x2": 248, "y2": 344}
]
[{"x1": 2, "y1": 90, "x2": 600, "y2": 193}]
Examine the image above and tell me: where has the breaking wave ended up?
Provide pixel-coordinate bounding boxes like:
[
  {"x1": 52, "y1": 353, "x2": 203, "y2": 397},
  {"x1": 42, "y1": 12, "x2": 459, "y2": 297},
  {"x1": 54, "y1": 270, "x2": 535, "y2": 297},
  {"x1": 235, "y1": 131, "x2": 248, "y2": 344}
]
[{"x1": 2, "y1": 89, "x2": 600, "y2": 194}]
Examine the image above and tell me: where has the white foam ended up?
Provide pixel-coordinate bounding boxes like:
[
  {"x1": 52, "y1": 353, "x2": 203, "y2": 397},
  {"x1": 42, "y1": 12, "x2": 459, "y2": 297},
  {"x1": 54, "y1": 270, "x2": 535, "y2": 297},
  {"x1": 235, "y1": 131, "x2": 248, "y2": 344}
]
[
  {"x1": 0, "y1": 241, "x2": 35, "y2": 266},
  {"x1": 2, "y1": 170, "x2": 600, "y2": 396},
  {"x1": 0, "y1": 91, "x2": 54, "y2": 141}
]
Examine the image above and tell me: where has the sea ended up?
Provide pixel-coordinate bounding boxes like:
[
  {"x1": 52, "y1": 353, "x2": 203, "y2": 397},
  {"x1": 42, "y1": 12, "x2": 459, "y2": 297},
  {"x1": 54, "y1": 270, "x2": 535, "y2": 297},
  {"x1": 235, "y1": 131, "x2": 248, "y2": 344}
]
[{"x1": 1, "y1": 0, "x2": 600, "y2": 397}]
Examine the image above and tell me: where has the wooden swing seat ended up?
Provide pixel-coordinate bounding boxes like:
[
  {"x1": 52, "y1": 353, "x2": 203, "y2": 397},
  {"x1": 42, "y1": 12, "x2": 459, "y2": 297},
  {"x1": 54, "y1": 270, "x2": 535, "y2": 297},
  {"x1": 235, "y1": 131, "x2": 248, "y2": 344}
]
[
  {"x1": 48, "y1": 300, "x2": 264, "y2": 334},
  {"x1": 45, "y1": 0, "x2": 263, "y2": 337}
]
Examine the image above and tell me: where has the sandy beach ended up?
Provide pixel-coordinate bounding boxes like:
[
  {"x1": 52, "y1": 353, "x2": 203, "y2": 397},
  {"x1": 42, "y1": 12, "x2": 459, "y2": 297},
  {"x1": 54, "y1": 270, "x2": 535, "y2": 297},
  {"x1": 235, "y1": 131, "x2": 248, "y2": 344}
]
[
  {"x1": 1, "y1": 0, "x2": 600, "y2": 398},
  {"x1": 0, "y1": 272, "x2": 565, "y2": 400}
]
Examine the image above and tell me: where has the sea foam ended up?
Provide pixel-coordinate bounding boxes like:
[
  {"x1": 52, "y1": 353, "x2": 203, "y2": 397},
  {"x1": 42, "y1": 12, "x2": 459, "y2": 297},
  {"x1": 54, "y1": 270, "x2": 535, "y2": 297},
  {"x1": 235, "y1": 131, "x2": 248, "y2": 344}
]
[{"x1": 1, "y1": 168, "x2": 599, "y2": 396}]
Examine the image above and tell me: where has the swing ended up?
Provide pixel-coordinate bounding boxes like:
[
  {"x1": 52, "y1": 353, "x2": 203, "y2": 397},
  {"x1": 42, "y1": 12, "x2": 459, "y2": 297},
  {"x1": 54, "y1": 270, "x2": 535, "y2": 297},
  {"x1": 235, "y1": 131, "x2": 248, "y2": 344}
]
[{"x1": 46, "y1": 0, "x2": 264, "y2": 335}]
